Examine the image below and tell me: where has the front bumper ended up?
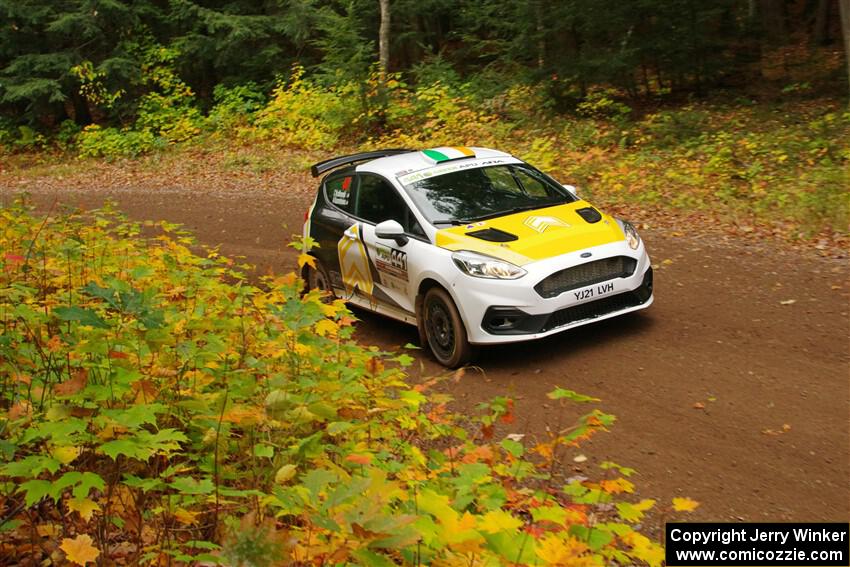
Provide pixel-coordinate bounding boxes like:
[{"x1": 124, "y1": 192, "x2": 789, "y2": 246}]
[
  {"x1": 447, "y1": 240, "x2": 653, "y2": 344},
  {"x1": 482, "y1": 268, "x2": 652, "y2": 334}
]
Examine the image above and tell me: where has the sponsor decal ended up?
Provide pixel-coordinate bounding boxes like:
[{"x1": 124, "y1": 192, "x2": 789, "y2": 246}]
[
  {"x1": 523, "y1": 215, "x2": 570, "y2": 233},
  {"x1": 331, "y1": 177, "x2": 353, "y2": 206},
  {"x1": 398, "y1": 158, "x2": 510, "y2": 185},
  {"x1": 375, "y1": 245, "x2": 408, "y2": 282}
]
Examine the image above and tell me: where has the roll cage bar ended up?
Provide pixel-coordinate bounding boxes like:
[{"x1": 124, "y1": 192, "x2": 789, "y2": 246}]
[{"x1": 310, "y1": 149, "x2": 413, "y2": 178}]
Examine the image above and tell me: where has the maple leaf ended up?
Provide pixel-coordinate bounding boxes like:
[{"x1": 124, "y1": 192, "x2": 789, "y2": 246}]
[
  {"x1": 534, "y1": 534, "x2": 595, "y2": 566},
  {"x1": 297, "y1": 253, "x2": 316, "y2": 269},
  {"x1": 314, "y1": 319, "x2": 338, "y2": 337},
  {"x1": 55, "y1": 371, "x2": 88, "y2": 396},
  {"x1": 68, "y1": 497, "x2": 101, "y2": 521},
  {"x1": 672, "y1": 497, "x2": 700, "y2": 512},
  {"x1": 623, "y1": 532, "x2": 665, "y2": 567},
  {"x1": 61, "y1": 534, "x2": 101, "y2": 565},
  {"x1": 174, "y1": 508, "x2": 200, "y2": 525},
  {"x1": 52, "y1": 445, "x2": 82, "y2": 465},
  {"x1": 599, "y1": 477, "x2": 635, "y2": 494},
  {"x1": 616, "y1": 499, "x2": 655, "y2": 522},
  {"x1": 479, "y1": 509, "x2": 522, "y2": 534}
]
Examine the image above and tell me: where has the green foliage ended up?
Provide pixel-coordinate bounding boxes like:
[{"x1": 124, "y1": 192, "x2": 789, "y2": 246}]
[
  {"x1": 576, "y1": 88, "x2": 632, "y2": 120},
  {"x1": 206, "y1": 82, "x2": 266, "y2": 133},
  {"x1": 75, "y1": 44, "x2": 203, "y2": 158},
  {"x1": 0, "y1": 202, "x2": 683, "y2": 564},
  {"x1": 77, "y1": 125, "x2": 159, "y2": 158},
  {"x1": 249, "y1": 65, "x2": 359, "y2": 149},
  {"x1": 571, "y1": 102, "x2": 850, "y2": 232}
]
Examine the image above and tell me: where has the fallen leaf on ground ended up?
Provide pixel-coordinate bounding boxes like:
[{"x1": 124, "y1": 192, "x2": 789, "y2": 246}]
[
  {"x1": 672, "y1": 497, "x2": 700, "y2": 512},
  {"x1": 779, "y1": 299, "x2": 797, "y2": 305},
  {"x1": 61, "y1": 534, "x2": 100, "y2": 565},
  {"x1": 693, "y1": 402, "x2": 705, "y2": 410}
]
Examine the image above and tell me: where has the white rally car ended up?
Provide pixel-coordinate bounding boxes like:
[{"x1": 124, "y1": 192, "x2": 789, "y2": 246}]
[{"x1": 302, "y1": 146, "x2": 653, "y2": 367}]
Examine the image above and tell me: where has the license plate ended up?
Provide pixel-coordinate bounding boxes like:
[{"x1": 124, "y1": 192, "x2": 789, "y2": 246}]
[{"x1": 573, "y1": 281, "x2": 615, "y2": 301}]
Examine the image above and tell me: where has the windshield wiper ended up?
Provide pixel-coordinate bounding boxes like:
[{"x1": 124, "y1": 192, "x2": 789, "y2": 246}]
[
  {"x1": 465, "y1": 204, "x2": 546, "y2": 222},
  {"x1": 431, "y1": 219, "x2": 468, "y2": 226}
]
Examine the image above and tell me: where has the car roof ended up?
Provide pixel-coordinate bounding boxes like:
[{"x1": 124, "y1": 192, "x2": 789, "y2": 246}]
[{"x1": 356, "y1": 146, "x2": 514, "y2": 179}]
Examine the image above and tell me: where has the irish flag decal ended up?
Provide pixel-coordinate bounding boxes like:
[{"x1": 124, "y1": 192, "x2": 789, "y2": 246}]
[{"x1": 421, "y1": 146, "x2": 475, "y2": 164}]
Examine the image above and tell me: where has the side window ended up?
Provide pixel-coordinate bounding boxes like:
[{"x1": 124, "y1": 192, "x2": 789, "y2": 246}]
[
  {"x1": 356, "y1": 175, "x2": 425, "y2": 236},
  {"x1": 325, "y1": 175, "x2": 357, "y2": 213}
]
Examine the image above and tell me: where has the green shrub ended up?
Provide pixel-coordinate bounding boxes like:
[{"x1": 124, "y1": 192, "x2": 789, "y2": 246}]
[
  {"x1": 576, "y1": 88, "x2": 632, "y2": 120},
  {"x1": 0, "y1": 202, "x2": 681, "y2": 565},
  {"x1": 77, "y1": 124, "x2": 158, "y2": 158},
  {"x1": 206, "y1": 82, "x2": 266, "y2": 133},
  {"x1": 55, "y1": 119, "x2": 82, "y2": 151},
  {"x1": 250, "y1": 65, "x2": 358, "y2": 149}
]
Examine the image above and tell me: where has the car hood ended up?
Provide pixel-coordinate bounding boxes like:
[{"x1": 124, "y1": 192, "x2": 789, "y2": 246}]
[{"x1": 434, "y1": 201, "x2": 626, "y2": 266}]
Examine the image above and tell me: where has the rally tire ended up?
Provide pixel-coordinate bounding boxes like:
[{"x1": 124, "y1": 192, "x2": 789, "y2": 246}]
[
  {"x1": 422, "y1": 287, "x2": 473, "y2": 368},
  {"x1": 305, "y1": 259, "x2": 334, "y2": 299}
]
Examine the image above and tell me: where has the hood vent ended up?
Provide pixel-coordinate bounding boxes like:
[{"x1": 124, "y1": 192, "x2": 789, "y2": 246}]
[
  {"x1": 576, "y1": 207, "x2": 602, "y2": 224},
  {"x1": 466, "y1": 228, "x2": 518, "y2": 242}
]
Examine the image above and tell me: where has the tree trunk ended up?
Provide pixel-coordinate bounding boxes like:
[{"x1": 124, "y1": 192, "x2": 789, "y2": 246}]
[
  {"x1": 536, "y1": 0, "x2": 545, "y2": 69},
  {"x1": 841, "y1": 0, "x2": 850, "y2": 94},
  {"x1": 759, "y1": 0, "x2": 786, "y2": 43},
  {"x1": 812, "y1": 0, "x2": 830, "y2": 45},
  {"x1": 379, "y1": 0, "x2": 390, "y2": 77}
]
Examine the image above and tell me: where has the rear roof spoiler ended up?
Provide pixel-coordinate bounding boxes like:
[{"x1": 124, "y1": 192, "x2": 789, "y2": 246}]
[{"x1": 310, "y1": 149, "x2": 413, "y2": 178}]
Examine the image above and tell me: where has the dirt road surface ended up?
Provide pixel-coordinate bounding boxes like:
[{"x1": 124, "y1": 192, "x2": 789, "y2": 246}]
[{"x1": 3, "y1": 171, "x2": 848, "y2": 527}]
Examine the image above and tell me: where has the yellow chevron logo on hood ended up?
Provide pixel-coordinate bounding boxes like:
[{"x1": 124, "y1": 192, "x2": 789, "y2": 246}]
[{"x1": 435, "y1": 201, "x2": 625, "y2": 266}]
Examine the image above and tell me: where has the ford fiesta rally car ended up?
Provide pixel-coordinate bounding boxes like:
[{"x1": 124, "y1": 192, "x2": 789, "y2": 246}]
[{"x1": 302, "y1": 146, "x2": 653, "y2": 367}]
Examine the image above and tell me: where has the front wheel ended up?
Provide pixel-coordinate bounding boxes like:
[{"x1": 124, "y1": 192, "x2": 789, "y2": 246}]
[{"x1": 421, "y1": 287, "x2": 473, "y2": 368}]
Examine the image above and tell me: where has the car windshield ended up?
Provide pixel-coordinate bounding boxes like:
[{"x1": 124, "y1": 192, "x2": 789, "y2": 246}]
[{"x1": 402, "y1": 164, "x2": 575, "y2": 225}]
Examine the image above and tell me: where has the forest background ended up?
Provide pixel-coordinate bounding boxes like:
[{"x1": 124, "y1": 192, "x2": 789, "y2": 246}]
[{"x1": 1, "y1": 0, "x2": 849, "y2": 238}]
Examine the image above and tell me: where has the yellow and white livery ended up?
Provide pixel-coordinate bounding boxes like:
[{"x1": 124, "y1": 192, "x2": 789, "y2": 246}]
[{"x1": 303, "y1": 146, "x2": 653, "y2": 367}]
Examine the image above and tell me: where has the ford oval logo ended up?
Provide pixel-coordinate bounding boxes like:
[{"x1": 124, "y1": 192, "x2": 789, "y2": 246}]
[{"x1": 581, "y1": 252, "x2": 592, "y2": 258}]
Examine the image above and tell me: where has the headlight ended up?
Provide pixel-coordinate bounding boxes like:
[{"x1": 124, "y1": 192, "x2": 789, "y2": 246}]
[
  {"x1": 452, "y1": 251, "x2": 526, "y2": 279},
  {"x1": 621, "y1": 220, "x2": 641, "y2": 250}
]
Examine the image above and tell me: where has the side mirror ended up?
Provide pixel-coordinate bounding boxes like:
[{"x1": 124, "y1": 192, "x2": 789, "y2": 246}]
[
  {"x1": 562, "y1": 184, "x2": 579, "y2": 198},
  {"x1": 375, "y1": 219, "x2": 408, "y2": 246}
]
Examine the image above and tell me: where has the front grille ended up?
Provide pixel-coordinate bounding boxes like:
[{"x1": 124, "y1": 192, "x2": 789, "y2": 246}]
[
  {"x1": 481, "y1": 269, "x2": 653, "y2": 335},
  {"x1": 535, "y1": 256, "x2": 637, "y2": 299}
]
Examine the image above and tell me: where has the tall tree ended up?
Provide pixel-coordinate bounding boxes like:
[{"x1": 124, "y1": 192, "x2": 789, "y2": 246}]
[
  {"x1": 841, "y1": 0, "x2": 850, "y2": 93},
  {"x1": 379, "y1": 0, "x2": 390, "y2": 76}
]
